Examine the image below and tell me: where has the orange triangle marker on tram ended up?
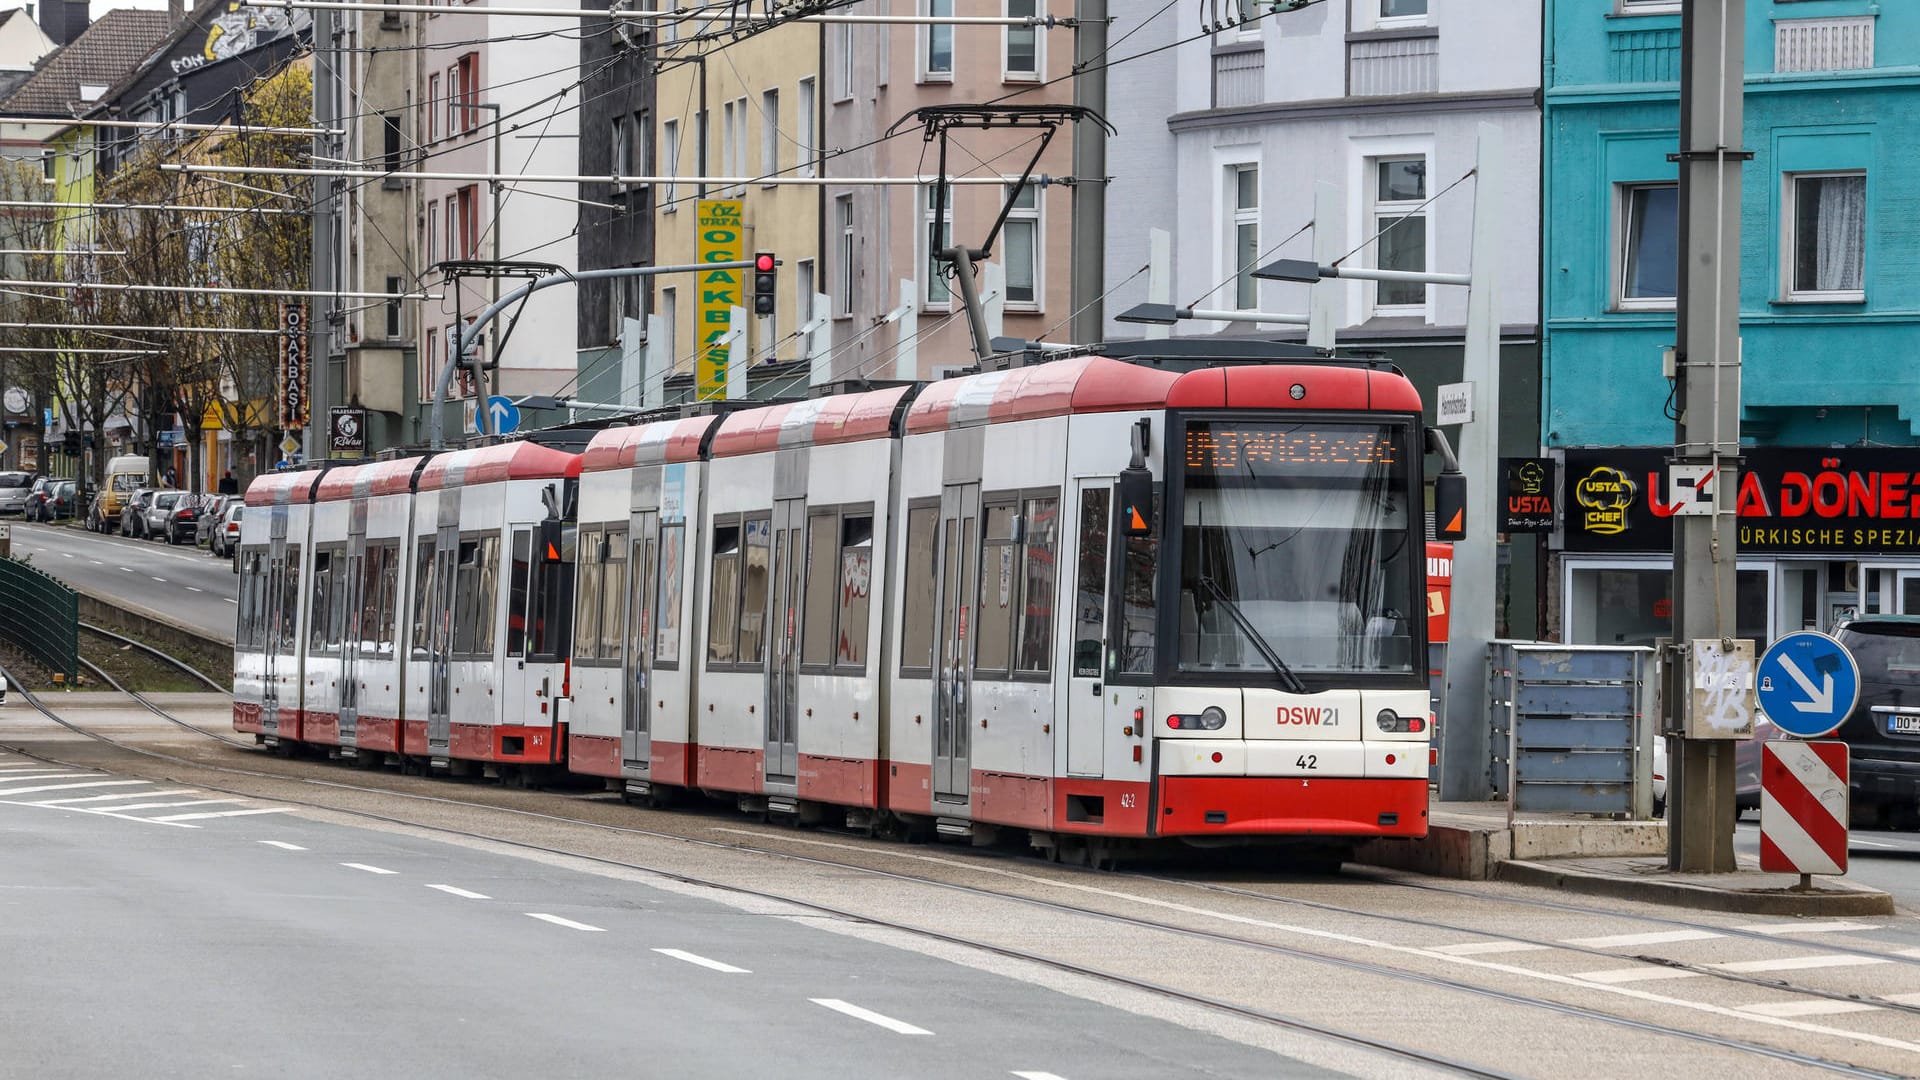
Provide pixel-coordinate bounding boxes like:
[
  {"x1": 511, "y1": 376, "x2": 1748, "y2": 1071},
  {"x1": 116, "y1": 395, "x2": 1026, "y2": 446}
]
[
  {"x1": 1129, "y1": 507, "x2": 1147, "y2": 531},
  {"x1": 1442, "y1": 509, "x2": 1463, "y2": 535}
]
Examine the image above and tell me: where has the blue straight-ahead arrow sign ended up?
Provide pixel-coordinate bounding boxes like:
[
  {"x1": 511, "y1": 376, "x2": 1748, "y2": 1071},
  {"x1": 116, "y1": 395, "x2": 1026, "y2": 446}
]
[
  {"x1": 479, "y1": 394, "x2": 520, "y2": 435},
  {"x1": 1755, "y1": 631, "x2": 1860, "y2": 739}
]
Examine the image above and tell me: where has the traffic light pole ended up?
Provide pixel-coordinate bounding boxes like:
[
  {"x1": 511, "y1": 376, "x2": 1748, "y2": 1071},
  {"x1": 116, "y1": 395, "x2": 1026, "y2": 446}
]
[{"x1": 429, "y1": 260, "x2": 764, "y2": 448}]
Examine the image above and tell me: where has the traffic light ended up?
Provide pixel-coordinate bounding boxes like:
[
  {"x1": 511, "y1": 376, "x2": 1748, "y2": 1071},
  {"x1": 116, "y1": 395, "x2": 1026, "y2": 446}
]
[{"x1": 752, "y1": 251, "x2": 777, "y2": 317}]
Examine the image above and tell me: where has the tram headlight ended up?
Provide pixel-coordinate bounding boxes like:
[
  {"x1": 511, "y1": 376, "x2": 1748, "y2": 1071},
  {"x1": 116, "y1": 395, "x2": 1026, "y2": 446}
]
[
  {"x1": 1166, "y1": 706, "x2": 1228, "y2": 731},
  {"x1": 1375, "y1": 709, "x2": 1425, "y2": 734}
]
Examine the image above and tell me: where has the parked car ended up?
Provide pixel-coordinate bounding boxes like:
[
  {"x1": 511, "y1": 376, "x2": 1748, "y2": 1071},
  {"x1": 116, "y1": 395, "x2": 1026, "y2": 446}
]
[
  {"x1": 142, "y1": 490, "x2": 186, "y2": 541},
  {"x1": 211, "y1": 501, "x2": 244, "y2": 558},
  {"x1": 26, "y1": 478, "x2": 78, "y2": 522},
  {"x1": 161, "y1": 492, "x2": 207, "y2": 544},
  {"x1": 0, "y1": 470, "x2": 38, "y2": 516},
  {"x1": 94, "y1": 455, "x2": 151, "y2": 532},
  {"x1": 21, "y1": 477, "x2": 53, "y2": 520},
  {"x1": 1824, "y1": 617, "x2": 1920, "y2": 830},
  {"x1": 193, "y1": 495, "x2": 232, "y2": 548},
  {"x1": 119, "y1": 488, "x2": 155, "y2": 537}
]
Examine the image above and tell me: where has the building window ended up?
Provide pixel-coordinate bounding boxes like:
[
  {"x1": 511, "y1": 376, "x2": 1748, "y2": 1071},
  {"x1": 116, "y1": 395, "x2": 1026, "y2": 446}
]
[
  {"x1": 1371, "y1": 156, "x2": 1427, "y2": 310},
  {"x1": 836, "y1": 194, "x2": 856, "y2": 317},
  {"x1": 720, "y1": 97, "x2": 748, "y2": 192},
  {"x1": 610, "y1": 115, "x2": 630, "y2": 185},
  {"x1": 1616, "y1": 183, "x2": 1677, "y2": 311},
  {"x1": 1616, "y1": 0, "x2": 1682, "y2": 15},
  {"x1": 1003, "y1": 182, "x2": 1040, "y2": 308},
  {"x1": 425, "y1": 200, "x2": 437, "y2": 266},
  {"x1": 633, "y1": 110, "x2": 649, "y2": 181},
  {"x1": 923, "y1": 0, "x2": 954, "y2": 81},
  {"x1": 444, "y1": 198, "x2": 457, "y2": 261},
  {"x1": 796, "y1": 77, "x2": 816, "y2": 177},
  {"x1": 1379, "y1": 0, "x2": 1426, "y2": 21},
  {"x1": 835, "y1": 24, "x2": 855, "y2": 101},
  {"x1": 1785, "y1": 172, "x2": 1866, "y2": 301},
  {"x1": 1227, "y1": 164, "x2": 1258, "y2": 310},
  {"x1": 661, "y1": 119, "x2": 679, "y2": 210},
  {"x1": 385, "y1": 275, "x2": 404, "y2": 338},
  {"x1": 760, "y1": 88, "x2": 780, "y2": 178},
  {"x1": 922, "y1": 183, "x2": 953, "y2": 308},
  {"x1": 456, "y1": 54, "x2": 478, "y2": 132},
  {"x1": 795, "y1": 258, "x2": 815, "y2": 355},
  {"x1": 458, "y1": 185, "x2": 479, "y2": 258},
  {"x1": 381, "y1": 113, "x2": 402, "y2": 172},
  {"x1": 658, "y1": 285, "x2": 677, "y2": 364},
  {"x1": 426, "y1": 74, "x2": 440, "y2": 141},
  {"x1": 1004, "y1": 0, "x2": 1038, "y2": 79},
  {"x1": 1776, "y1": 16, "x2": 1874, "y2": 73}
]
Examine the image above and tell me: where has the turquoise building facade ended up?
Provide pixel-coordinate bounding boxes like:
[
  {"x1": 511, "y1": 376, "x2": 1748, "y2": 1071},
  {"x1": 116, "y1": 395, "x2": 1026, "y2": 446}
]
[{"x1": 1544, "y1": 1, "x2": 1920, "y2": 647}]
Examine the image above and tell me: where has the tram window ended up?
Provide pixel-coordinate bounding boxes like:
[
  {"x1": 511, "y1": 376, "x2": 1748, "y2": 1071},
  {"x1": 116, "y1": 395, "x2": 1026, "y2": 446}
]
[
  {"x1": 375, "y1": 546, "x2": 399, "y2": 654},
  {"x1": 1072, "y1": 490, "x2": 1110, "y2": 678},
  {"x1": 1016, "y1": 494, "x2": 1058, "y2": 675},
  {"x1": 802, "y1": 513, "x2": 839, "y2": 668},
  {"x1": 899, "y1": 504, "x2": 939, "y2": 674},
  {"x1": 309, "y1": 550, "x2": 334, "y2": 655},
  {"x1": 1115, "y1": 493, "x2": 1162, "y2": 677},
  {"x1": 411, "y1": 541, "x2": 436, "y2": 659},
  {"x1": 528, "y1": 524, "x2": 576, "y2": 661},
  {"x1": 280, "y1": 549, "x2": 302, "y2": 654},
  {"x1": 574, "y1": 530, "x2": 604, "y2": 662},
  {"x1": 327, "y1": 550, "x2": 349, "y2": 650},
  {"x1": 737, "y1": 516, "x2": 772, "y2": 667},
  {"x1": 472, "y1": 536, "x2": 499, "y2": 656},
  {"x1": 655, "y1": 524, "x2": 685, "y2": 666},
  {"x1": 454, "y1": 540, "x2": 482, "y2": 656},
  {"x1": 708, "y1": 522, "x2": 742, "y2": 664},
  {"x1": 838, "y1": 514, "x2": 874, "y2": 669},
  {"x1": 599, "y1": 530, "x2": 628, "y2": 661},
  {"x1": 976, "y1": 504, "x2": 1018, "y2": 677},
  {"x1": 506, "y1": 528, "x2": 531, "y2": 658}
]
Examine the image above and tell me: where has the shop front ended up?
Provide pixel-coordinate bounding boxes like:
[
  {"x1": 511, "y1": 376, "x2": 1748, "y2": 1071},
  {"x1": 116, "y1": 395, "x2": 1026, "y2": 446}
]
[{"x1": 1557, "y1": 447, "x2": 1920, "y2": 650}]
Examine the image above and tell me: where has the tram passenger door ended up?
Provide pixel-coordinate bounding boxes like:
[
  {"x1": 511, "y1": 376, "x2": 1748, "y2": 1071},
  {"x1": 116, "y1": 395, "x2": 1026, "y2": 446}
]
[
  {"x1": 427, "y1": 526, "x2": 458, "y2": 758},
  {"x1": 261, "y1": 539, "x2": 283, "y2": 737},
  {"x1": 766, "y1": 499, "x2": 805, "y2": 784},
  {"x1": 339, "y1": 546, "x2": 364, "y2": 745},
  {"x1": 933, "y1": 483, "x2": 980, "y2": 804},
  {"x1": 1065, "y1": 481, "x2": 1112, "y2": 777},
  {"x1": 624, "y1": 514, "x2": 658, "y2": 772}
]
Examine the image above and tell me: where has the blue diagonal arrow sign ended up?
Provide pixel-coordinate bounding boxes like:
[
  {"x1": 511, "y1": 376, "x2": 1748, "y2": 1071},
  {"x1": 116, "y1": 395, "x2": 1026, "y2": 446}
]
[{"x1": 1755, "y1": 630, "x2": 1859, "y2": 739}]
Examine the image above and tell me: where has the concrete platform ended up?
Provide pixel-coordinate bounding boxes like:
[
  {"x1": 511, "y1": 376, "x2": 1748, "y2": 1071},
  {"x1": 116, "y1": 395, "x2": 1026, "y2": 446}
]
[{"x1": 1355, "y1": 800, "x2": 1895, "y2": 915}]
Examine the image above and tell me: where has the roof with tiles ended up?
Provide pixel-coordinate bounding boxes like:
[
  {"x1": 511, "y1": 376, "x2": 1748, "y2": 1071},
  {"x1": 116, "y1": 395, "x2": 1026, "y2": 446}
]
[{"x1": 0, "y1": 8, "x2": 169, "y2": 117}]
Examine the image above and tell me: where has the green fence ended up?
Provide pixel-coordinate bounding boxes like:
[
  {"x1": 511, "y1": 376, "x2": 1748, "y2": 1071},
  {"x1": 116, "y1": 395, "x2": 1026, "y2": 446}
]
[{"x1": 0, "y1": 555, "x2": 79, "y2": 685}]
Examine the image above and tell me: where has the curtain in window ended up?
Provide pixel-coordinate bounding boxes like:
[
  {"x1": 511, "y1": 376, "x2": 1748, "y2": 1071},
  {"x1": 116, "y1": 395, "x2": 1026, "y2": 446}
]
[{"x1": 1814, "y1": 175, "x2": 1865, "y2": 293}]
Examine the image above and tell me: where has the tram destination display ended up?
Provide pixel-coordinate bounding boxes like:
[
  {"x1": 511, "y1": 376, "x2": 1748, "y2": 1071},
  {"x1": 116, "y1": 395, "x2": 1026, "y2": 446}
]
[{"x1": 1184, "y1": 424, "x2": 1401, "y2": 472}]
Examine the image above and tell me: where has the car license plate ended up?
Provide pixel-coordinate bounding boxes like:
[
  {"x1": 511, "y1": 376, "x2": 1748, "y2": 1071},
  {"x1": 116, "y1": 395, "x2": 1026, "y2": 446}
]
[{"x1": 1890, "y1": 714, "x2": 1920, "y2": 735}]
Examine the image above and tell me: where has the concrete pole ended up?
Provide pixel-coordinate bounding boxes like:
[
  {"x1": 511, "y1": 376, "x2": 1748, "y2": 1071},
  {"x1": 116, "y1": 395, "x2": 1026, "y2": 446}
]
[
  {"x1": 1143, "y1": 228, "x2": 1170, "y2": 341},
  {"x1": 982, "y1": 260, "x2": 1005, "y2": 344},
  {"x1": 1308, "y1": 181, "x2": 1339, "y2": 351},
  {"x1": 1669, "y1": 0, "x2": 1745, "y2": 873},
  {"x1": 620, "y1": 316, "x2": 643, "y2": 408},
  {"x1": 1438, "y1": 122, "x2": 1504, "y2": 803},
  {"x1": 725, "y1": 305, "x2": 748, "y2": 399},
  {"x1": 891, "y1": 279, "x2": 917, "y2": 381},
  {"x1": 807, "y1": 292, "x2": 832, "y2": 383},
  {"x1": 305, "y1": 0, "x2": 336, "y2": 461},
  {"x1": 1068, "y1": 0, "x2": 1107, "y2": 344},
  {"x1": 642, "y1": 313, "x2": 666, "y2": 410}
]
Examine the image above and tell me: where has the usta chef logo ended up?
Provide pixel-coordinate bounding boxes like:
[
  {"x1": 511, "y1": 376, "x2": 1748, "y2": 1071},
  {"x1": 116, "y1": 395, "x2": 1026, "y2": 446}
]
[{"x1": 1277, "y1": 705, "x2": 1338, "y2": 726}]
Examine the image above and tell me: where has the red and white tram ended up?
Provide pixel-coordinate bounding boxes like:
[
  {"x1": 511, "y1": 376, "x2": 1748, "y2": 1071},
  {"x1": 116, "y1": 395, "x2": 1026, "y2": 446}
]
[{"x1": 236, "y1": 341, "x2": 1462, "y2": 857}]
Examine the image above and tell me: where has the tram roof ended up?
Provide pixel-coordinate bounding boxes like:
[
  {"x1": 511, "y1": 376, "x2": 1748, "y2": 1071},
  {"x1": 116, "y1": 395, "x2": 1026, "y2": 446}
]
[
  {"x1": 314, "y1": 456, "x2": 430, "y2": 502},
  {"x1": 418, "y1": 440, "x2": 582, "y2": 492},
  {"x1": 707, "y1": 384, "x2": 913, "y2": 459},
  {"x1": 243, "y1": 468, "x2": 325, "y2": 507},
  {"x1": 580, "y1": 413, "x2": 720, "y2": 472}
]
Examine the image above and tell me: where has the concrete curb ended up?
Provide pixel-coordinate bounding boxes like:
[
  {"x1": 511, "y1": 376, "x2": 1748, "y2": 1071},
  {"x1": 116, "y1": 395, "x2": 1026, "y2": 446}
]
[
  {"x1": 76, "y1": 591, "x2": 232, "y2": 653},
  {"x1": 1496, "y1": 858, "x2": 1896, "y2": 916}
]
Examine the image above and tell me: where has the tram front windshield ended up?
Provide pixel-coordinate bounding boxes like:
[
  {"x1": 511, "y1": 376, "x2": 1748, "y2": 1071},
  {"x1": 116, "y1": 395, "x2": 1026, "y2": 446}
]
[{"x1": 1177, "y1": 420, "x2": 1417, "y2": 678}]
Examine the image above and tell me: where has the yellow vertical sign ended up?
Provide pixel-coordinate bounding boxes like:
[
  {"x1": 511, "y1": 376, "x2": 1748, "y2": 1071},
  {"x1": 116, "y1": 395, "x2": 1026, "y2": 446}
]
[{"x1": 695, "y1": 199, "x2": 745, "y2": 399}]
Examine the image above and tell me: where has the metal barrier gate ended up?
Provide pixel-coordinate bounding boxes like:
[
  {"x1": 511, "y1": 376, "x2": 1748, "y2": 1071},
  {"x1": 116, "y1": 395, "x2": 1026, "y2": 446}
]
[
  {"x1": 0, "y1": 555, "x2": 79, "y2": 685},
  {"x1": 1488, "y1": 642, "x2": 1655, "y2": 818}
]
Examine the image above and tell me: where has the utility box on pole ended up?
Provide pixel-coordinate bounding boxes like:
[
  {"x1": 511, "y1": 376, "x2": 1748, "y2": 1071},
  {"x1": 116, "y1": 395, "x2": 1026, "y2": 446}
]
[{"x1": 1668, "y1": 0, "x2": 1749, "y2": 873}]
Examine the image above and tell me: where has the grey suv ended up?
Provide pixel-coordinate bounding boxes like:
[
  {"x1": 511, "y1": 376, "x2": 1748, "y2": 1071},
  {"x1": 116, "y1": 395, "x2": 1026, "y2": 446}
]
[{"x1": 0, "y1": 471, "x2": 37, "y2": 516}]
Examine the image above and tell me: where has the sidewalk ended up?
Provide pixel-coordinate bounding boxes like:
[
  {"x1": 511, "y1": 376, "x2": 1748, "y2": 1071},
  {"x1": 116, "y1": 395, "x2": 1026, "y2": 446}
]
[{"x1": 1355, "y1": 800, "x2": 1895, "y2": 916}]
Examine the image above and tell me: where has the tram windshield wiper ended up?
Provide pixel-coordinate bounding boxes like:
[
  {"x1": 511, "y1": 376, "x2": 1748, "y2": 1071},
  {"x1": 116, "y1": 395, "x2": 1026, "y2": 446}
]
[{"x1": 1197, "y1": 573, "x2": 1308, "y2": 695}]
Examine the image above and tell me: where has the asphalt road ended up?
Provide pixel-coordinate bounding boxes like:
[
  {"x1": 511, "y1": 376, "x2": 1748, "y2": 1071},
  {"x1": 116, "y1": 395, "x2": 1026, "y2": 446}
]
[
  {"x1": 1734, "y1": 817, "x2": 1920, "y2": 911},
  {"x1": 0, "y1": 750, "x2": 1320, "y2": 1080},
  {"x1": 2, "y1": 520, "x2": 236, "y2": 643}
]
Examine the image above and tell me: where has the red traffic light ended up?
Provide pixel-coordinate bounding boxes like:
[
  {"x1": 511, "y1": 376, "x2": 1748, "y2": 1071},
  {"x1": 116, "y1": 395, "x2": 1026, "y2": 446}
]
[{"x1": 754, "y1": 252, "x2": 776, "y2": 272}]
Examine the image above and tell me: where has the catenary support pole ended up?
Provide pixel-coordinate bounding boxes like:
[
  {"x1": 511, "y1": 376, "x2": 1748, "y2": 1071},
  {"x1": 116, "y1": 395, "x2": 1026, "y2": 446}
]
[
  {"x1": 305, "y1": 0, "x2": 337, "y2": 462},
  {"x1": 1438, "y1": 122, "x2": 1504, "y2": 803},
  {"x1": 1308, "y1": 181, "x2": 1339, "y2": 351},
  {"x1": 1144, "y1": 228, "x2": 1170, "y2": 341},
  {"x1": 1669, "y1": 0, "x2": 1745, "y2": 873},
  {"x1": 1068, "y1": 0, "x2": 1106, "y2": 343}
]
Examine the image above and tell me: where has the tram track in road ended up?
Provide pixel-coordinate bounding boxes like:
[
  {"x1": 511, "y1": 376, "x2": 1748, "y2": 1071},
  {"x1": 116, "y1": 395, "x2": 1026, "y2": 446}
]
[{"x1": 0, "y1": 667, "x2": 1911, "y2": 1079}]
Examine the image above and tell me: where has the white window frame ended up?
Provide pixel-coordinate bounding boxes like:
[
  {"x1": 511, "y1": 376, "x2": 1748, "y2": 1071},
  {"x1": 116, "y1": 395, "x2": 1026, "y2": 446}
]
[
  {"x1": 796, "y1": 77, "x2": 817, "y2": 177},
  {"x1": 1614, "y1": 181, "x2": 1678, "y2": 313},
  {"x1": 835, "y1": 194, "x2": 856, "y2": 318},
  {"x1": 1615, "y1": 0, "x2": 1682, "y2": 16},
  {"x1": 920, "y1": 0, "x2": 955, "y2": 83},
  {"x1": 661, "y1": 118, "x2": 680, "y2": 211},
  {"x1": 1000, "y1": 180, "x2": 1043, "y2": 312},
  {"x1": 795, "y1": 258, "x2": 816, "y2": 348},
  {"x1": 1782, "y1": 169, "x2": 1868, "y2": 304},
  {"x1": 1363, "y1": 151, "x2": 1433, "y2": 319},
  {"x1": 658, "y1": 286, "x2": 678, "y2": 366},
  {"x1": 610, "y1": 114, "x2": 630, "y2": 191},
  {"x1": 760, "y1": 88, "x2": 780, "y2": 183},
  {"x1": 731, "y1": 96, "x2": 750, "y2": 193},
  {"x1": 1231, "y1": 0, "x2": 1263, "y2": 42},
  {"x1": 1002, "y1": 0, "x2": 1042, "y2": 82},
  {"x1": 633, "y1": 109, "x2": 649, "y2": 188},
  {"x1": 1226, "y1": 163, "x2": 1259, "y2": 311},
  {"x1": 835, "y1": 23, "x2": 856, "y2": 102},
  {"x1": 1358, "y1": 0, "x2": 1429, "y2": 31},
  {"x1": 425, "y1": 200, "x2": 437, "y2": 268},
  {"x1": 920, "y1": 182, "x2": 954, "y2": 311}
]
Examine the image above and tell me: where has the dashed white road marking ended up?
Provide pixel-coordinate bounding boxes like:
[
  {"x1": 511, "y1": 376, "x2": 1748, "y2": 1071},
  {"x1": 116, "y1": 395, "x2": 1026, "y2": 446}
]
[
  {"x1": 94, "y1": 798, "x2": 246, "y2": 813},
  {"x1": 1429, "y1": 941, "x2": 1552, "y2": 957},
  {"x1": 0, "y1": 771, "x2": 91, "y2": 781},
  {"x1": 526, "y1": 913, "x2": 605, "y2": 932},
  {"x1": 149, "y1": 807, "x2": 295, "y2": 822},
  {"x1": 0, "y1": 780, "x2": 149, "y2": 796},
  {"x1": 341, "y1": 862, "x2": 398, "y2": 875},
  {"x1": 1012, "y1": 1073, "x2": 1071, "y2": 1080},
  {"x1": 36, "y1": 789, "x2": 194, "y2": 805},
  {"x1": 259, "y1": 840, "x2": 306, "y2": 851},
  {"x1": 653, "y1": 948, "x2": 749, "y2": 973},
  {"x1": 1572, "y1": 967, "x2": 1707, "y2": 985},
  {"x1": 1714, "y1": 955, "x2": 1890, "y2": 974},
  {"x1": 425, "y1": 884, "x2": 490, "y2": 900},
  {"x1": 89, "y1": 559, "x2": 101, "y2": 565},
  {"x1": 185, "y1": 586, "x2": 203, "y2": 593},
  {"x1": 809, "y1": 999, "x2": 931, "y2": 1035},
  {"x1": 59, "y1": 552, "x2": 71, "y2": 558},
  {"x1": 150, "y1": 576, "x2": 166, "y2": 583},
  {"x1": 1851, "y1": 838, "x2": 1897, "y2": 849},
  {"x1": 1734, "y1": 921, "x2": 1882, "y2": 936},
  {"x1": 1739, "y1": 1000, "x2": 1882, "y2": 1019},
  {"x1": 118, "y1": 566, "x2": 133, "y2": 572},
  {"x1": 1564, "y1": 930, "x2": 1723, "y2": 949},
  {"x1": 223, "y1": 598, "x2": 237, "y2": 605}
]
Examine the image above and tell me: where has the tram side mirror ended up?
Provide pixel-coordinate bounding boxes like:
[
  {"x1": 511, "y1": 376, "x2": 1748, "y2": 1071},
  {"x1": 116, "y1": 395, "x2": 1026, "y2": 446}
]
[
  {"x1": 1119, "y1": 466, "x2": 1154, "y2": 536},
  {"x1": 538, "y1": 518, "x2": 564, "y2": 563},
  {"x1": 1433, "y1": 471, "x2": 1467, "y2": 542}
]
